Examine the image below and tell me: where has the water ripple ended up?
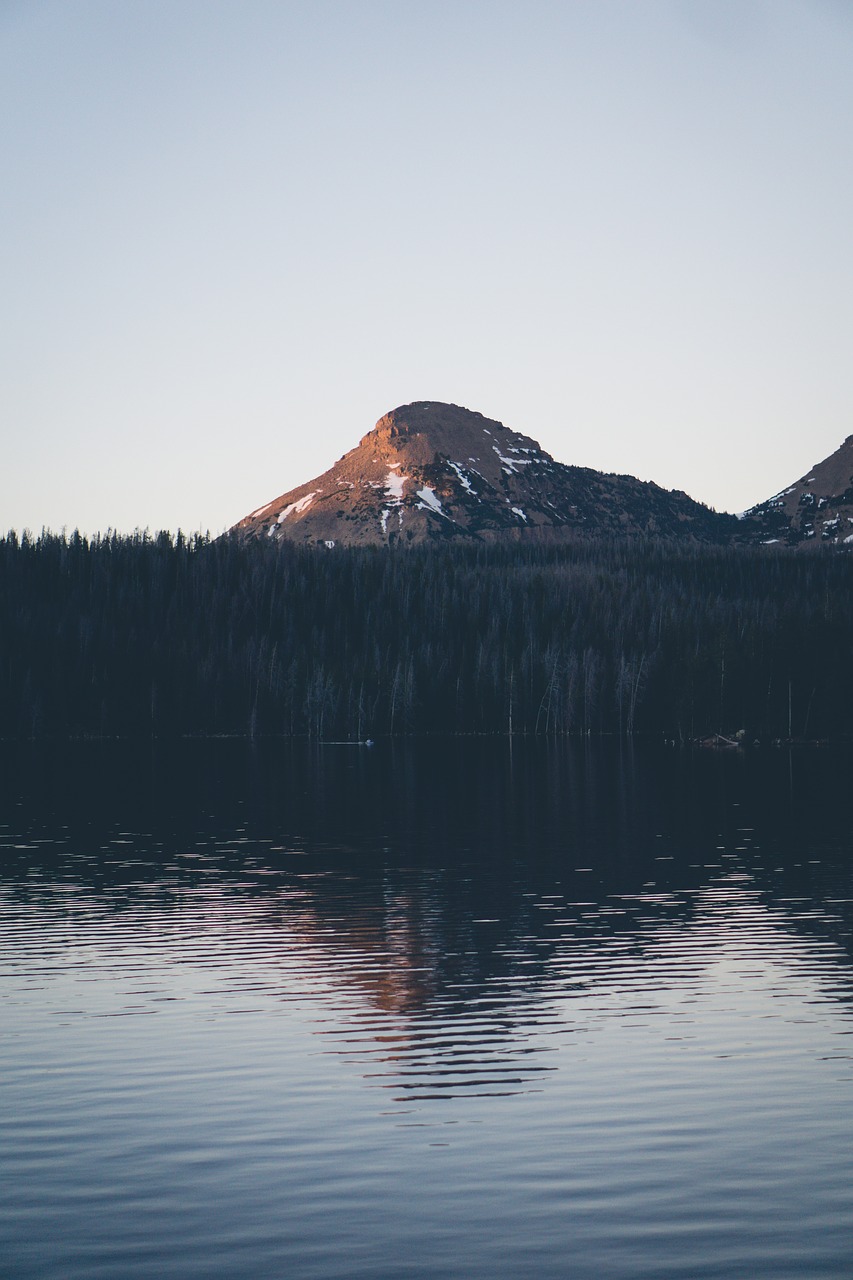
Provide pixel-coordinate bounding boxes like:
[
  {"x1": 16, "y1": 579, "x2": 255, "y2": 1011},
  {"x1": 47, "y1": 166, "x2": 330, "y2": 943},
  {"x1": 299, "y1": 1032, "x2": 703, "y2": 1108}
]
[{"x1": 1, "y1": 740, "x2": 853, "y2": 1278}]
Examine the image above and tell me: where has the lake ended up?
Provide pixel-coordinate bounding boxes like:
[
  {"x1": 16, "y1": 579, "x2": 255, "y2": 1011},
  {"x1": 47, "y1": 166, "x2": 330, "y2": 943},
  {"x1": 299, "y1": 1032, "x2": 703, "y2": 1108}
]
[{"x1": 1, "y1": 738, "x2": 852, "y2": 1279}]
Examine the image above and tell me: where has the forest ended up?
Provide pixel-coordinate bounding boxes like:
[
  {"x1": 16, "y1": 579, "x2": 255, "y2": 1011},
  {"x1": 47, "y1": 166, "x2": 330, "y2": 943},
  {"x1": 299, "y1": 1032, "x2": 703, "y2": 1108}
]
[{"x1": 1, "y1": 529, "x2": 851, "y2": 742}]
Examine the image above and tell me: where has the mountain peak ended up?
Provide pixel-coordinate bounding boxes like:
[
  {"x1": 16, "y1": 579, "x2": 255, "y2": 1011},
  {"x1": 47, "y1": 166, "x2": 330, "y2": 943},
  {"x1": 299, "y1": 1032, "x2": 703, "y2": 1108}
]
[
  {"x1": 363, "y1": 401, "x2": 549, "y2": 478},
  {"x1": 232, "y1": 401, "x2": 734, "y2": 547}
]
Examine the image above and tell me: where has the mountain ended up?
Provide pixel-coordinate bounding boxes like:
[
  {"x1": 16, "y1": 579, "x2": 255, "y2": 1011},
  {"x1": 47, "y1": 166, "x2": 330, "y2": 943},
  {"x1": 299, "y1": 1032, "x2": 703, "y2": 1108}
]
[
  {"x1": 232, "y1": 401, "x2": 737, "y2": 547},
  {"x1": 738, "y1": 435, "x2": 853, "y2": 547}
]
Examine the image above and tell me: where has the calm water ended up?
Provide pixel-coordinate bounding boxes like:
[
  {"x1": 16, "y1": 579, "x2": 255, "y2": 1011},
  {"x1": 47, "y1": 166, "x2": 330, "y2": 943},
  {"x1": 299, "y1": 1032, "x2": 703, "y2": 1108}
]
[{"x1": 1, "y1": 739, "x2": 852, "y2": 1279}]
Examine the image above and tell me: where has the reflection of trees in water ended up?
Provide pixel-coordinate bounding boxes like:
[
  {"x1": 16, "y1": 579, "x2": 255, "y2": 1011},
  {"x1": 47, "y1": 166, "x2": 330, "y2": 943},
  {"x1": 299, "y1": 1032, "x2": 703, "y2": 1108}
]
[
  {"x1": 277, "y1": 865, "x2": 853, "y2": 1020},
  {"x1": 2, "y1": 852, "x2": 852, "y2": 1099},
  {"x1": 1, "y1": 738, "x2": 852, "y2": 1096}
]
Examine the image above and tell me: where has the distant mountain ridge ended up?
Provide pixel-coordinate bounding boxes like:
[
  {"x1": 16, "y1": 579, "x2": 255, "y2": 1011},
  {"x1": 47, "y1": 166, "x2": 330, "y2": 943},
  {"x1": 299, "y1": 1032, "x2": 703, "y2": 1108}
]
[
  {"x1": 738, "y1": 434, "x2": 853, "y2": 547},
  {"x1": 233, "y1": 401, "x2": 739, "y2": 547}
]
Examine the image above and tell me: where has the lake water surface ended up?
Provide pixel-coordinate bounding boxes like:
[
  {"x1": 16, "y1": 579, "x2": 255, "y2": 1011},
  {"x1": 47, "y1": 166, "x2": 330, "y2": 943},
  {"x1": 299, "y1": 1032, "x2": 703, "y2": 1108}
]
[{"x1": 1, "y1": 739, "x2": 852, "y2": 1278}]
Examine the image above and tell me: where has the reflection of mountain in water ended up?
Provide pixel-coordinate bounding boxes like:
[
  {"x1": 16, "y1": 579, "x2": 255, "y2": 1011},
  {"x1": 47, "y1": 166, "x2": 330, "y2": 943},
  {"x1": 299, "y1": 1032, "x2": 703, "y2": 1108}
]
[{"x1": 1, "y1": 739, "x2": 852, "y2": 1098}]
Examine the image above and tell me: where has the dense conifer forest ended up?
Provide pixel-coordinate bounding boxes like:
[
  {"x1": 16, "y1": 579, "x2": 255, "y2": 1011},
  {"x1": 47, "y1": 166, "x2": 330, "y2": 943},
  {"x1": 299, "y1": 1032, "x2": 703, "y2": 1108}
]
[{"x1": 1, "y1": 529, "x2": 851, "y2": 742}]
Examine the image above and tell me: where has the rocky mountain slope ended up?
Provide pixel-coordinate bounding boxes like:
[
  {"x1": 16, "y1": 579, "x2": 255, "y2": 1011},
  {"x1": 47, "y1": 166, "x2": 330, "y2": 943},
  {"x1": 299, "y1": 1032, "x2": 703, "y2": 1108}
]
[
  {"x1": 233, "y1": 401, "x2": 737, "y2": 547},
  {"x1": 738, "y1": 435, "x2": 853, "y2": 547}
]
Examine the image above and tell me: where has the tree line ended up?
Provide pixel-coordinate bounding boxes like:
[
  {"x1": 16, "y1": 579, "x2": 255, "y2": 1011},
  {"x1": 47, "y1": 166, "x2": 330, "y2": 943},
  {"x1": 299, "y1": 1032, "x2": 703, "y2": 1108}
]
[{"x1": 1, "y1": 528, "x2": 851, "y2": 741}]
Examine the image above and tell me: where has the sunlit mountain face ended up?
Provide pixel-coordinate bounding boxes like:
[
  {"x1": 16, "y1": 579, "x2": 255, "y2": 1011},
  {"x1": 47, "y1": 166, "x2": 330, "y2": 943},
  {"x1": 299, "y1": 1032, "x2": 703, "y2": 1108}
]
[{"x1": 232, "y1": 401, "x2": 738, "y2": 547}]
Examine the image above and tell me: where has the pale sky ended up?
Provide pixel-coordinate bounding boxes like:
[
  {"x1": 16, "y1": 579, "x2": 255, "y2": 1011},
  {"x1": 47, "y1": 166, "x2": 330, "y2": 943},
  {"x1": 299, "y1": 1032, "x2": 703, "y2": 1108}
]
[{"x1": 3, "y1": 0, "x2": 853, "y2": 535}]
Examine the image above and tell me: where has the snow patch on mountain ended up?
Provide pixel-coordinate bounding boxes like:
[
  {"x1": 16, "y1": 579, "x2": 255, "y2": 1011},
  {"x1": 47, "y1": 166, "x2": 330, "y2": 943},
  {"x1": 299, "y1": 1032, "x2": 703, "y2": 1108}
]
[
  {"x1": 386, "y1": 470, "x2": 406, "y2": 501},
  {"x1": 277, "y1": 491, "x2": 319, "y2": 522},
  {"x1": 492, "y1": 444, "x2": 533, "y2": 474},
  {"x1": 449, "y1": 462, "x2": 477, "y2": 495},
  {"x1": 416, "y1": 486, "x2": 451, "y2": 519},
  {"x1": 249, "y1": 501, "x2": 275, "y2": 518}
]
